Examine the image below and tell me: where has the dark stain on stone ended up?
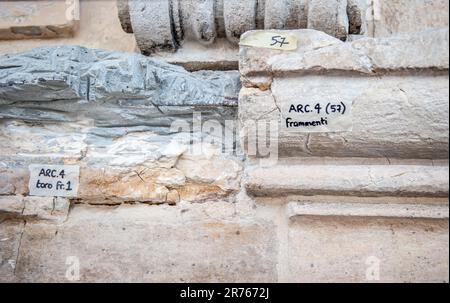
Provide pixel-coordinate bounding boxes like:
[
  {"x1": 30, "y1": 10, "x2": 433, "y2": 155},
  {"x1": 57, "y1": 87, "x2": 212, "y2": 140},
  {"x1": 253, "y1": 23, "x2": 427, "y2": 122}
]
[{"x1": 10, "y1": 26, "x2": 43, "y2": 36}]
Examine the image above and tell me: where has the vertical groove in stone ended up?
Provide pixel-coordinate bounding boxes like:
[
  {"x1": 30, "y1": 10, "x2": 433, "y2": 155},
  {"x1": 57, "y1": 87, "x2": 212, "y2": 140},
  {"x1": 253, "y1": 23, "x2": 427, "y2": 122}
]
[
  {"x1": 169, "y1": 0, "x2": 183, "y2": 47},
  {"x1": 307, "y1": 0, "x2": 349, "y2": 41},
  {"x1": 224, "y1": 0, "x2": 258, "y2": 44},
  {"x1": 214, "y1": 0, "x2": 227, "y2": 38},
  {"x1": 117, "y1": 0, "x2": 133, "y2": 33},
  {"x1": 255, "y1": 0, "x2": 266, "y2": 30},
  {"x1": 191, "y1": 0, "x2": 217, "y2": 45}
]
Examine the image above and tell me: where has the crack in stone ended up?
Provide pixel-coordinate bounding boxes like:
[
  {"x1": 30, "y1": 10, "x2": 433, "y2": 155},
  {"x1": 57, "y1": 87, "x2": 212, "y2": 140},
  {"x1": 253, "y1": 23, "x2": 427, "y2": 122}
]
[
  {"x1": 51, "y1": 197, "x2": 56, "y2": 216},
  {"x1": 13, "y1": 220, "x2": 26, "y2": 276},
  {"x1": 134, "y1": 170, "x2": 146, "y2": 183},
  {"x1": 269, "y1": 88, "x2": 282, "y2": 114},
  {"x1": 305, "y1": 134, "x2": 313, "y2": 155},
  {"x1": 256, "y1": 108, "x2": 278, "y2": 120}
]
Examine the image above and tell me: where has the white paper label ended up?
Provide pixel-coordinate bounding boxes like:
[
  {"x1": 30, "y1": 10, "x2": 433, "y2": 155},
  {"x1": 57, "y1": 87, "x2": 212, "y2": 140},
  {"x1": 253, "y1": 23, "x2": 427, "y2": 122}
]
[
  {"x1": 281, "y1": 100, "x2": 352, "y2": 132},
  {"x1": 240, "y1": 32, "x2": 298, "y2": 51},
  {"x1": 28, "y1": 164, "x2": 79, "y2": 197}
]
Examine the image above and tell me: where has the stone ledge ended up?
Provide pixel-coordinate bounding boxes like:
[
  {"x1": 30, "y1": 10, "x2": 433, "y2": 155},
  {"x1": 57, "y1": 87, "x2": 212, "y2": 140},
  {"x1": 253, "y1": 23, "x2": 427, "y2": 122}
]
[
  {"x1": 0, "y1": 122, "x2": 243, "y2": 204},
  {"x1": 245, "y1": 164, "x2": 449, "y2": 198},
  {"x1": 287, "y1": 201, "x2": 449, "y2": 219},
  {"x1": 0, "y1": 195, "x2": 69, "y2": 222},
  {"x1": 372, "y1": 0, "x2": 449, "y2": 38}
]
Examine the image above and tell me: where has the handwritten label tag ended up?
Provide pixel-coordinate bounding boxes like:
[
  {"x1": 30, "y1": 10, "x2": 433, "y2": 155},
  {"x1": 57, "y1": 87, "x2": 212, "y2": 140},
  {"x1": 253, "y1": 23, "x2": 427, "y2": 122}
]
[
  {"x1": 281, "y1": 100, "x2": 353, "y2": 132},
  {"x1": 28, "y1": 164, "x2": 80, "y2": 197},
  {"x1": 240, "y1": 32, "x2": 298, "y2": 51}
]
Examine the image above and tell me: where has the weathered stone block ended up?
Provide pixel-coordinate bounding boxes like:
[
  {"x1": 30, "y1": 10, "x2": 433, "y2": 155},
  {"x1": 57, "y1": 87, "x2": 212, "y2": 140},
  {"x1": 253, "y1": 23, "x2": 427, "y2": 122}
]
[
  {"x1": 241, "y1": 28, "x2": 449, "y2": 80},
  {"x1": 371, "y1": 0, "x2": 449, "y2": 37},
  {"x1": 239, "y1": 29, "x2": 449, "y2": 159},
  {"x1": 0, "y1": 121, "x2": 243, "y2": 204},
  {"x1": 307, "y1": 0, "x2": 349, "y2": 40},
  {"x1": 0, "y1": 196, "x2": 70, "y2": 222},
  {"x1": 0, "y1": 0, "x2": 137, "y2": 56},
  {"x1": 0, "y1": 46, "x2": 239, "y2": 135},
  {"x1": 0, "y1": 219, "x2": 25, "y2": 282},
  {"x1": 8, "y1": 204, "x2": 277, "y2": 282},
  {"x1": 0, "y1": 0, "x2": 79, "y2": 40},
  {"x1": 0, "y1": 46, "x2": 240, "y2": 105}
]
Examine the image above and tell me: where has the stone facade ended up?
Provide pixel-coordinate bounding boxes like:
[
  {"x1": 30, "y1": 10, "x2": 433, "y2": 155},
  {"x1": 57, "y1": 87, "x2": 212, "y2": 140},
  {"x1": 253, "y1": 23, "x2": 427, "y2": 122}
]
[{"x1": 0, "y1": 0, "x2": 448, "y2": 283}]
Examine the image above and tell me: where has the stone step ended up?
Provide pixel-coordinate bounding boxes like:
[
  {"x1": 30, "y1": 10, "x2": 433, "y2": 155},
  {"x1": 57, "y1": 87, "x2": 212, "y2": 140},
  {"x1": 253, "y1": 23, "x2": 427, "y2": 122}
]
[
  {"x1": 287, "y1": 201, "x2": 449, "y2": 219},
  {"x1": 245, "y1": 164, "x2": 449, "y2": 198}
]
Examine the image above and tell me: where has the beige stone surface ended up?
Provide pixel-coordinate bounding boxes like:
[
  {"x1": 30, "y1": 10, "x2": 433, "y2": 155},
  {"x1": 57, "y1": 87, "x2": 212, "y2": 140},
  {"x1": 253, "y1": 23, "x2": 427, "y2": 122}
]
[
  {"x1": 307, "y1": 0, "x2": 349, "y2": 40},
  {"x1": 0, "y1": 196, "x2": 70, "y2": 222},
  {"x1": 0, "y1": 121, "x2": 243, "y2": 204},
  {"x1": 287, "y1": 216, "x2": 449, "y2": 282},
  {"x1": 0, "y1": 0, "x2": 79, "y2": 40},
  {"x1": 240, "y1": 73, "x2": 449, "y2": 159},
  {"x1": 0, "y1": 0, "x2": 137, "y2": 55},
  {"x1": 5, "y1": 203, "x2": 277, "y2": 282},
  {"x1": 372, "y1": 0, "x2": 449, "y2": 37},
  {"x1": 0, "y1": 196, "x2": 24, "y2": 216},
  {"x1": 0, "y1": 219, "x2": 25, "y2": 282},
  {"x1": 239, "y1": 29, "x2": 449, "y2": 159}
]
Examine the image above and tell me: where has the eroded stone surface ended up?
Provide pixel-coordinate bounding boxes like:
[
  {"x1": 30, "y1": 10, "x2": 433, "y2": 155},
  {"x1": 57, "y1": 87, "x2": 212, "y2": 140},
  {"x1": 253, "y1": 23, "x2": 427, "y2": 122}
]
[
  {"x1": 307, "y1": 0, "x2": 349, "y2": 40},
  {"x1": 0, "y1": 219, "x2": 25, "y2": 282},
  {"x1": 0, "y1": 0, "x2": 79, "y2": 40},
  {"x1": 0, "y1": 31, "x2": 448, "y2": 283},
  {"x1": 0, "y1": 45, "x2": 240, "y2": 105},
  {"x1": 0, "y1": 196, "x2": 70, "y2": 222},
  {"x1": 0, "y1": 46, "x2": 240, "y2": 131},
  {"x1": 239, "y1": 29, "x2": 449, "y2": 159},
  {"x1": 240, "y1": 28, "x2": 449, "y2": 81},
  {"x1": 0, "y1": 46, "x2": 243, "y2": 204},
  {"x1": 372, "y1": 0, "x2": 449, "y2": 38},
  {"x1": 0, "y1": 121, "x2": 243, "y2": 204}
]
